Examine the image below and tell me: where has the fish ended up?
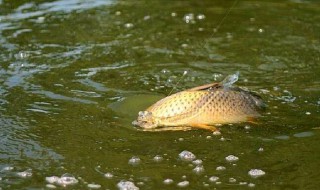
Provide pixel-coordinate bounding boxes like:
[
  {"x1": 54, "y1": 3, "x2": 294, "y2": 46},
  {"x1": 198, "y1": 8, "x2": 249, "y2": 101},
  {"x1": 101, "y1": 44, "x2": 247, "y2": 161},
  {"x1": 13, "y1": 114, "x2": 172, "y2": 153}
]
[{"x1": 132, "y1": 73, "x2": 265, "y2": 131}]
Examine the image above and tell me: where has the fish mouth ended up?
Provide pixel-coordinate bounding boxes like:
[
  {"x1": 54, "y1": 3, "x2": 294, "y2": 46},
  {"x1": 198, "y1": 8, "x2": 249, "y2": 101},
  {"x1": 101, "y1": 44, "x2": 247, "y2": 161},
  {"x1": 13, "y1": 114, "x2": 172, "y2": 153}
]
[{"x1": 132, "y1": 120, "x2": 157, "y2": 129}]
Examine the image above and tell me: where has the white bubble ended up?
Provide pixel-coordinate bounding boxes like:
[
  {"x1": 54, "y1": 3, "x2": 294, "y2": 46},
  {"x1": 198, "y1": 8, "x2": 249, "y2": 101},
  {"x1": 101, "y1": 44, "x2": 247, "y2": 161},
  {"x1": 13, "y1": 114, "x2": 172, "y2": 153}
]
[
  {"x1": 177, "y1": 180, "x2": 189, "y2": 187},
  {"x1": 2, "y1": 166, "x2": 14, "y2": 171},
  {"x1": 193, "y1": 165, "x2": 204, "y2": 174},
  {"x1": 225, "y1": 155, "x2": 239, "y2": 162},
  {"x1": 179, "y1": 150, "x2": 196, "y2": 161},
  {"x1": 229, "y1": 178, "x2": 236, "y2": 183},
  {"x1": 117, "y1": 180, "x2": 139, "y2": 190},
  {"x1": 128, "y1": 156, "x2": 141, "y2": 165},
  {"x1": 104, "y1": 172, "x2": 113, "y2": 179},
  {"x1": 196, "y1": 14, "x2": 206, "y2": 20},
  {"x1": 163, "y1": 178, "x2": 174, "y2": 185},
  {"x1": 144, "y1": 15, "x2": 151, "y2": 20},
  {"x1": 258, "y1": 147, "x2": 264, "y2": 152},
  {"x1": 17, "y1": 169, "x2": 32, "y2": 178},
  {"x1": 258, "y1": 28, "x2": 264, "y2": 33},
  {"x1": 183, "y1": 13, "x2": 194, "y2": 23},
  {"x1": 192, "y1": 159, "x2": 203, "y2": 165},
  {"x1": 213, "y1": 131, "x2": 221, "y2": 136},
  {"x1": 248, "y1": 169, "x2": 266, "y2": 178},
  {"x1": 88, "y1": 183, "x2": 101, "y2": 189},
  {"x1": 248, "y1": 183, "x2": 256, "y2": 187},
  {"x1": 46, "y1": 173, "x2": 78, "y2": 186},
  {"x1": 209, "y1": 176, "x2": 219, "y2": 182},
  {"x1": 124, "y1": 23, "x2": 134, "y2": 28},
  {"x1": 239, "y1": 181, "x2": 247, "y2": 185},
  {"x1": 115, "y1": 11, "x2": 121, "y2": 16},
  {"x1": 216, "y1": 166, "x2": 226, "y2": 171},
  {"x1": 305, "y1": 112, "x2": 311, "y2": 115},
  {"x1": 46, "y1": 184, "x2": 57, "y2": 189},
  {"x1": 153, "y1": 155, "x2": 163, "y2": 162}
]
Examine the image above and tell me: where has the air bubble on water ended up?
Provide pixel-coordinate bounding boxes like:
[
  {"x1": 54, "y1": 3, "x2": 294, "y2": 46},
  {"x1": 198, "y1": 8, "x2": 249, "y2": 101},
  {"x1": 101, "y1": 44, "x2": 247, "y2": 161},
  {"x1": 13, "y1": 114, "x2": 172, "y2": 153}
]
[
  {"x1": 258, "y1": 28, "x2": 264, "y2": 33},
  {"x1": 171, "y1": 12, "x2": 177, "y2": 17},
  {"x1": 17, "y1": 169, "x2": 32, "y2": 178},
  {"x1": 153, "y1": 155, "x2": 164, "y2": 162},
  {"x1": 216, "y1": 166, "x2": 226, "y2": 171},
  {"x1": 183, "y1": 70, "x2": 188, "y2": 75},
  {"x1": 196, "y1": 14, "x2": 206, "y2": 20},
  {"x1": 37, "y1": 16, "x2": 45, "y2": 23},
  {"x1": 209, "y1": 176, "x2": 219, "y2": 182},
  {"x1": 128, "y1": 156, "x2": 141, "y2": 165},
  {"x1": 183, "y1": 13, "x2": 195, "y2": 23},
  {"x1": 245, "y1": 125, "x2": 251, "y2": 130},
  {"x1": 178, "y1": 138, "x2": 184, "y2": 141},
  {"x1": 177, "y1": 180, "x2": 189, "y2": 187},
  {"x1": 46, "y1": 184, "x2": 57, "y2": 189},
  {"x1": 117, "y1": 180, "x2": 139, "y2": 190},
  {"x1": 192, "y1": 159, "x2": 203, "y2": 165},
  {"x1": 229, "y1": 178, "x2": 237, "y2": 183},
  {"x1": 248, "y1": 183, "x2": 256, "y2": 187},
  {"x1": 216, "y1": 181, "x2": 222, "y2": 185},
  {"x1": 206, "y1": 136, "x2": 212, "y2": 139},
  {"x1": 293, "y1": 131, "x2": 314, "y2": 138},
  {"x1": 305, "y1": 112, "x2": 311, "y2": 115},
  {"x1": 220, "y1": 137, "x2": 225, "y2": 141},
  {"x1": 239, "y1": 181, "x2": 247, "y2": 185},
  {"x1": 248, "y1": 169, "x2": 265, "y2": 178},
  {"x1": 179, "y1": 150, "x2": 196, "y2": 161},
  {"x1": 46, "y1": 173, "x2": 79, "y2": 186},
  {"x1": 163, "y1": 178, "x2": 174, "y2": 185},
  {"x1": 104, "y1": 172, "x2": 113, "y2": 179},
  {"x1": 124, "y1": 23, "x2": 134, "y2": 28},
  {"x1": 213, "y1": 131, "x2": 221, "y2": 136},
  {"x1": 144, "y1": 15, "x2": 151, "y2": 20},
  {"x1": 258, "y1": 147, "x2": 264, "y2": 152},
  {"x1": 193, "y1": 165, "x2": 204, "y2": 174},
  {"x1": 225, "y1": 155, "x2": 239, "y2": 162},
  {"x1": 1, "y1": 166, "x2": 14, "y2": 172},
  {"x1": 88, "y1": 183, "x2": 101, "y2": 189},
  {"x1": 181, "y1": 44, "x2": 188, "y2": 48},
  {"x1": 198, "y1": 27, "x2": 204, "y2": 31}
]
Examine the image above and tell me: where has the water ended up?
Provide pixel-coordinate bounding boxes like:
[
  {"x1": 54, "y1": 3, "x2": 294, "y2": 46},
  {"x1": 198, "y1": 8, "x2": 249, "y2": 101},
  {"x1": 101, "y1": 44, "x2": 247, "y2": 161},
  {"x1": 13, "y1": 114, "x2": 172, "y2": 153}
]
[{"x1": 0, "y1": 0, "x2": 319, "y2": 189}]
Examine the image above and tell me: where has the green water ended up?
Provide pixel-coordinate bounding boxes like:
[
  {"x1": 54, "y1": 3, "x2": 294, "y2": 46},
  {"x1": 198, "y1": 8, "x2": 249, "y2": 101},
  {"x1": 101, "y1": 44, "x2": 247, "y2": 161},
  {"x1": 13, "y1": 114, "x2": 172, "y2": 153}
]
[{"x1": 0, "y1": 0, "x2": 319, "y2": 189}]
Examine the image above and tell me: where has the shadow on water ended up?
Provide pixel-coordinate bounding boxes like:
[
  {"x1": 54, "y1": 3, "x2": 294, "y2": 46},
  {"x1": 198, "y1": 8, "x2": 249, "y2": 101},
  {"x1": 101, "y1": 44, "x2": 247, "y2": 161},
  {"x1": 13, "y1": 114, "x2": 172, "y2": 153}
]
[{"x1": 0, "y1": 0, "x2": 319, "y2": 189}]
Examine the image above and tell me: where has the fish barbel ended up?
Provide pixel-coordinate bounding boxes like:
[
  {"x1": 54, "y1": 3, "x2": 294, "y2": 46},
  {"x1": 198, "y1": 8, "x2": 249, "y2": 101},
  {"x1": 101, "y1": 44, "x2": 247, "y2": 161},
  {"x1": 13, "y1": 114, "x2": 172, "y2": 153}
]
[{"x1": 132, "y1": 73, "x2": 265, "y2": 131}]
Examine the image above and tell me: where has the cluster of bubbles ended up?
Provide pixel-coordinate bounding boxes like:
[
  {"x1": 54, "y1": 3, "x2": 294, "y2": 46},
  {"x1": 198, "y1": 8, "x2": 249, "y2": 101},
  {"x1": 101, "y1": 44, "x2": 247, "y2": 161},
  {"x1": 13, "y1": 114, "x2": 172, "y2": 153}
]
[{"x1": 45, "y1": 173, "x2": 79, "y2": 188}]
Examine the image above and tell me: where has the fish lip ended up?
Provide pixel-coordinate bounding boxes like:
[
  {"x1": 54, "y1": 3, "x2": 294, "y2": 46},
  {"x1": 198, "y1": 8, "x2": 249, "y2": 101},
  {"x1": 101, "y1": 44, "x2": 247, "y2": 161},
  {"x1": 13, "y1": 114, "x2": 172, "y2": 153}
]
[{"x1": 132, "y1": 120, "x2": 157, "y2": 129}]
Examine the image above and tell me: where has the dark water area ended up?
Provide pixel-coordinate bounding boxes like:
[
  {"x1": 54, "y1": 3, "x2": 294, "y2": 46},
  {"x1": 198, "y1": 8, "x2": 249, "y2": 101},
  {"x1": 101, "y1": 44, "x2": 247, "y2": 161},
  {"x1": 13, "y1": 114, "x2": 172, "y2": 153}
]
[{"x1": 0, "y1": 0, "x2": 319, "y2": 189}]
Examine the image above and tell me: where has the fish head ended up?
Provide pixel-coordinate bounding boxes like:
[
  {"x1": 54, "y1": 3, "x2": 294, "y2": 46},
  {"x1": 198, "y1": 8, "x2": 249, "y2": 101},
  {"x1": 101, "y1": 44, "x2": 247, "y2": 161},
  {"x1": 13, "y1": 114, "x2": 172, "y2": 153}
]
[{"x1": 132, "y1": 111, "x2": 158, "y2": 129}]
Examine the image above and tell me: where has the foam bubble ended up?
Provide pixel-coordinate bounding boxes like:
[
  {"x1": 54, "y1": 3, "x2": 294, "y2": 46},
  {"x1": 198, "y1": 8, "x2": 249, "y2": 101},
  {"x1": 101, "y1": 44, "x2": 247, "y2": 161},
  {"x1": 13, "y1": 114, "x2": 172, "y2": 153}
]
[
  {"x1": 209, "y1": 176, "x2": 219, "y2": 182},
  {"x1": 179, "y1": 150, "x2": 196, "y2": 161},
  {"x1": 177, "y1": 180, "x2": 189, "y2": 187},
  {"x1": 117, "y1": 180, "x2": 139, "y2": 190},
  {"x1": 163, "y1": 178, "x2": 174, "y2": 185},
  {"x1": 104, "y1": 172, "x2": 113, "y2": 179},
  {"x1": 192, "y1": 159, "x2": 203, "y2": 165},
  {"x1": 248, "y1": 169, "x2": 266, "y2": 178},
  {"x1": 216, "y1": 166, "x2": 226, "y2": 171},
  {"x1": 153, "y1": 155, "x2": 163, "y2": 162},
  {"x1": 192, "y1": 165, "x2": 204, "y2": 174},
  {"x1": 229, "y1": 178, "x2": 236, "y2": 183},
  {"x1": 225, "y1": 155, "x2": 239, "y2": 162},
  {"x1": 128, "y1": 156, "x2": 141, "y2": 165},
  {"x1": 17, "y1": 169, "x2": 32, "y2": 178},
  {"x1": 46, "y1": 173, "x2": 78, "y2": 186},
  {"x1": 88, "y1": 183, "x2": 101, "y2": 189}
]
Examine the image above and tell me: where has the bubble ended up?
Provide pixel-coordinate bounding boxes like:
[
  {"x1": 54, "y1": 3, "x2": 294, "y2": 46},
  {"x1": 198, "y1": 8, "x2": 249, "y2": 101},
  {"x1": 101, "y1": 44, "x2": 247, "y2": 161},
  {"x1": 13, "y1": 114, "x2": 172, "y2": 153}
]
[
  {"x1": 192, "y1": 159, "x2": 203, "y2": 165},
  {"x1": 124, "y1": 23, "x2": 134, "y2": 28},
  {"x1": 153, "y1": 155, "x2": 164, "y2": 162},
  {"x1": 245, "y1": 125, "x2": 251, "y2": 130},
  {"x1": 239, "y1": 182, "x2": 247, "y2": 185},
  {"x1": 128, "y1": 156, "x2": 141, "y2": 165},
  {"x1": 258, "y1": 28, "x2": 264, "y2": 33},
  {"x1": 115, "y1": 11, "x2": 121, "y2": 16},
  {"x1": 46, "y1": 184, "x2": 57, "y2": 189},
  {"x1": 117, "y1": 180, "x2": 139, "y2": 190},
  {"x1": 177, "y1": 180, "x2": 189, "y2": 187},
  {"x1": 193, "y1": 165, "x2": 204, "y2": 174},
  {"x1": 248, "y1": 183, "x2": 256, "y2": 187},
  {"x1": 17, "y1": 169, "x2": 32, "y2": 178},
  {"x1": 258, "y1": 147, "x2": 264, "y2": 152},
  {"x1": 225, "y1": 155, "x2": 239, "y2": 162},
  {"x1": 88, "y1": 183, "x2": 101, "y2": 189},
  {"x1": 104, "y1": 172, "x2": 113, "y2": 179},
  {"x1": 293, "y1": 131, "x2": 314, "y2": 138},
  {"x1": 248, "y1": 169, "x2": 266, "y2": 178},
  {"x1": 305, "y1": 112, "x2": 311, "y2": 115},
  {"x1": 209, "y1": 176, "x2": 219, "y2": 182},
  {"x1": 229, "y1": 178, "x2": 237, "y2": 183},
  {"x1": 183, "y1": 13, "x2": 194, "y2": 23},
  {"x1": 196, "y1": 14, "x2": 206, "y2": 20},
  {"x1": 181, "y1": 44, "x2": 188, "y2": 48},
  {"x1": 1, "y1": 166, "x2": 14, "y2": 172},
  {"x1": 46, "y1": 173, "x2": 79, "y2": 186},
  {"x1": 179, "y1": 150, "x2": 196, "y2": 161},
  {"x1": 213, "y1": 131, "x2": 221, "y2": 136},
  {"x1": 163, "y1": 178, "x2": 174, "y2": 185},
  {"x1": 144, "y1": 15, "x2": 151, "y2": 20},
  {"x1": 216, "y1": 166, "x2": 226, "y2": 171},
  {"x1": 171, "y1": 12, "x2": 177, "y2": 17}
]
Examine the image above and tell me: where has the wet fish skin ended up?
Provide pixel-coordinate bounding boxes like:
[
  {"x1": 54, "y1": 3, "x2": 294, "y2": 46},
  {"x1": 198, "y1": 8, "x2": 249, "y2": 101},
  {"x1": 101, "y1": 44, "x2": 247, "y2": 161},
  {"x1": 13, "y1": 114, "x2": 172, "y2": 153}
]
[{"x1": 133, "y1": 79, "x2": 265, "y2": 131}]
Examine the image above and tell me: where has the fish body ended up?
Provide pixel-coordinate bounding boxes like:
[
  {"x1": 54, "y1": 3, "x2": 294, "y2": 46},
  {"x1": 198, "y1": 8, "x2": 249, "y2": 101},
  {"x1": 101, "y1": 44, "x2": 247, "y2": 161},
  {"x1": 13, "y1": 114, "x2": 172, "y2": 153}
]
[{"x1": 133, "y1": 74, "x2": 265, "y2": 131}]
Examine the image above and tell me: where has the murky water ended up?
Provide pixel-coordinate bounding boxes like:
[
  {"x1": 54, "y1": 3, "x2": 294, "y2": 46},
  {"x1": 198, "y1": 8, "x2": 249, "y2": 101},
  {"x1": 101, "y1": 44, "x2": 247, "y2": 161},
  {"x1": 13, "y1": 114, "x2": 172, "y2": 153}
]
[{"x1": 0, "y1": 0, "x2": 319, "y2": 189}]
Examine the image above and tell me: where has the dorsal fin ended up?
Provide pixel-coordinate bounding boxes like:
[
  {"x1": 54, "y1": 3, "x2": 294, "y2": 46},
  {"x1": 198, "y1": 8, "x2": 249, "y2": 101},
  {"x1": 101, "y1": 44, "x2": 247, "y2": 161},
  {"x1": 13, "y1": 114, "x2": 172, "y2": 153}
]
[{"x1": 186, "y1": 83, "x2": 221, "y2": 91}]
